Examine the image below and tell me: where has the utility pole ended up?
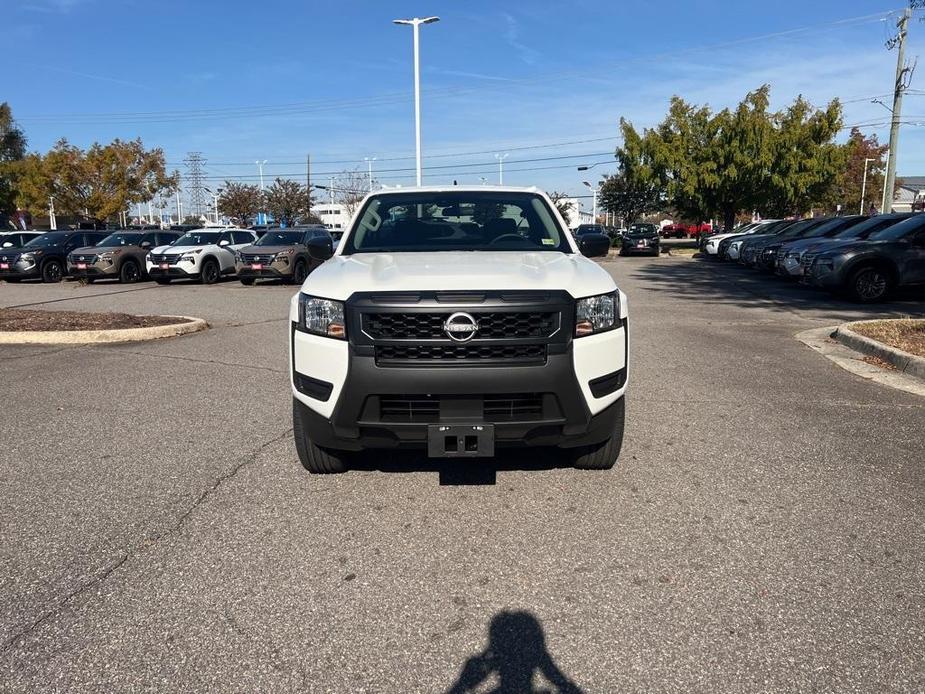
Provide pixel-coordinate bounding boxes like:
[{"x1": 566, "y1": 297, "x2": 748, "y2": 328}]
[
  {"x1": 256, "y1": 160, "x2": 267, "y2": 224},
  {"x1": 860, "y1": 157, "x2": 875, "y2": 214},
  {"x1": 49, "y1": 197, "x2": 57, "y2": 231},
  {"x1": 365, "y1": 156, "x2": 376, "y2": 191},
  {"x1": 883, "y1": 7, "x2": 913, "y2": 213}
]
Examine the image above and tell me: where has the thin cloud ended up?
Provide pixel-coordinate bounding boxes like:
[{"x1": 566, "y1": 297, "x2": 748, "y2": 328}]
[{"x1": 502, "y1": 12, "x2": 540, "y2": 66}]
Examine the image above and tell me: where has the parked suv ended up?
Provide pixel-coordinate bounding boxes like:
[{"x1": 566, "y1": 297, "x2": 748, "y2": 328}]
[
  {"x1": 68, "y1": 230, "x2": 180, "y2": 283},
  {"x1": 289, "y1": 187, "x2": 626, "y2": 473},
  {"x1": 236, "y1": 227, "x2": 332, "y2": 285},
  {"x1": 620, "y1": 223, "x2": 660, "y2": 256},
  {"x1": 806, "y1": 214, "x2": 925, "y2": 302},
  {"x1": 0, "y1": 230, "x2": 108, "y2": 283},
  {"x1": 146, "y1": 228, "x2": 256, "y2": 284}
]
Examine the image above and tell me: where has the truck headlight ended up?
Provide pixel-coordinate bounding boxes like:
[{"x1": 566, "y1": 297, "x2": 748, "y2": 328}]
[
  {"x1": 575, "y1": 292, "x2": 619, "y2": 337},
  {"x1": 298, "y1": 294, "x2": 346, "y2": 339}
]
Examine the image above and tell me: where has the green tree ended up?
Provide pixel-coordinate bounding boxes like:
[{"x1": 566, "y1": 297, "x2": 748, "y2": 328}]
[
  {"x1": 217, "y1": 182, "x2": 262, "y2": 226},
  {"x1": 616, "y1": 86, "x2": 844, "y2": 229},
  {"x1": 0, "y1": 103, "x2": 28, "y2": 222},
  {"x1": 15, "y1": 138, "x2": 177, "y2": 224},
  {"x1": 264, "y1": 177, "x2": 316, "y2": 226},
  {"x1": 548, "y1": 191, "x2": 575, "y2": 221}
]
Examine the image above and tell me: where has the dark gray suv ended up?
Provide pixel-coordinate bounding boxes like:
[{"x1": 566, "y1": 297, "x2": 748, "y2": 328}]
[{"x1": 235, "y1": 226, "x2": 332, "y2": 285}]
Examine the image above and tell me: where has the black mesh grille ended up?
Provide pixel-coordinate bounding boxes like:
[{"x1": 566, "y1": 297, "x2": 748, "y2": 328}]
[
  {"x1": 483, "y1": 394, "x2": 543, "y2": 421},
  {"x1": 69, "y1": 254, "x2": 98, "y2": 264},
  {"x1": 363, "y1": 312, "x2": 558, "y2": 340},
  {"x1": 241, "y1": 253, "x2": 276, "y2": 264},
  {"x1": 375, "y1": 343, "x2": 546, "y2": 365},
  {"x1": 380, "y1": 395, "x2": 440, "y2": 422},
  {"x1": 151, "y1": 253, "x2": 182, "y2": 264}
]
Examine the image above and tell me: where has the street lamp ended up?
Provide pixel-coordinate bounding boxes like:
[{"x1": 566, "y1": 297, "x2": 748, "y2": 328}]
[
  {"x1": 204, "y1": 187, "x2": 223, "y2": 224},
  {"x1": 365, "y1": 156, "x2": 377, "y2": 192},
  {"x1": 393, "y1": 16, "x2": 440, "y2": 186},
  {"x1": 577, "y1": 161, "x2": 612, "y2": 172},
  {"x1": 256, "y1": 160, "x2": 267, "y2": 224},
  {"x1": 860, "y1": 157, "x2": 875, "y2": 215},
  {"x1": 583, "y1": 180, "x2": 598, "y2": 223},
  {"x1": 495, "y1": 153, "x2": 508, "y2": 185}
]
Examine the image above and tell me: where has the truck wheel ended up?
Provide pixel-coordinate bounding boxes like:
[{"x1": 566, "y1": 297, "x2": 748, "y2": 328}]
[
  {"x1": 200, "y1": 259, "x2": 219, "y2": 285},
  {"x1": 848, "y1": 265, "x2": 893, "y2": 303},
  {"x1": 569, "y1": 398, "x2": 625, "y2": 470},
  {"x1": 293, "y1": 398, "x2": 349, "y2": 473},
  {"x1": 119, "y1": 260, "x2": 140, "y2": 284},
  {"x1": 41, "y1": 259, "x2": 64, "y2": 283},
  {"x1": 240, "y1": 277, "x2": 255, "y2": 286}
]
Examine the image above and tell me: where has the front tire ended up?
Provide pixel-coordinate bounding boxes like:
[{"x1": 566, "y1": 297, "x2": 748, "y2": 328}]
[
  {"x1": 568, "y1": 398, "x2": 625, "y2": 470},
  {"x1": 239, "y1": 277, "x2": 255, "y2": 286},
  {"x1": 293, "y1": 398, "x2": 349, "y2": 473},
  {"x1": 41, "y1": 259, "x2": 64, "y2": 283},
  {"x1": 200, "y1": 259, "x2": 219, "y2": 285},
  {"x1": 119, "y1": 260, "x2": 141, "y2": 284},
  {"x1": 847, "y1": 265, "x2": 893, "y2": 303}
]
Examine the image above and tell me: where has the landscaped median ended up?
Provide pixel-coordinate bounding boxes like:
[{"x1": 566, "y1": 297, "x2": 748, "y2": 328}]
[
  {"x1": 834, "y1": 318, "x2": 925, "y2": 380},
  {"x1": 0, "y1": 308, "x2": 207, "y2": 344}
]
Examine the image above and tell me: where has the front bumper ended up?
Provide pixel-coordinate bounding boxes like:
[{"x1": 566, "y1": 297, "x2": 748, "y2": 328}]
[
  {"x1": 147, "y1": 263, "x2": 196, "y2": 278},
  {"x1": 67, "y1": 262, "x2": 116, "y2": 278},
  {"x1": 621, "y1": 241, "x2": 659, "y2": 254},
  {"x1": 289, "y1": 291, "x2": 629, "y2": 452},
  {"x1": 236, "y1": 260, "x2": 291, "y2": 279},
  {"x1": 0, "y1": 260, "x2": 39, "y2": 280}
]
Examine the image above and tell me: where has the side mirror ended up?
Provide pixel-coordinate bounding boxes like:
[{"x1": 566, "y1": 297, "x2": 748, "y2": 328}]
[
  {"x1": 141, "y1": 241, "x2": 151, "y2": 248},
  {"x1": 578, "y1": 233, "x2": 611, "y2": 258},
  {"x1": 1, "y1": 242, "x2": 12, "y2": 248},
  {"x1": 307, "y1": 236, "x2": 334, "y2": 262},
  {"x1": 218, "y1": 239, "x2": 230, "y2": 247}
]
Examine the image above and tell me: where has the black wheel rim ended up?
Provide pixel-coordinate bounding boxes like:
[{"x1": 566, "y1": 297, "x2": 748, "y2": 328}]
[
  {"x1": 205, "y1": 264, "x2": 217, "y2": 282},
  {"x1": 856, "y1": 270, "x2": 887, "y2": 300},
  {"x1": 46, "y1": 262, "x2": 61, "y2": 281},
  {"x1": 124, "y1": 264, "x2": 139, "y2": 282}
]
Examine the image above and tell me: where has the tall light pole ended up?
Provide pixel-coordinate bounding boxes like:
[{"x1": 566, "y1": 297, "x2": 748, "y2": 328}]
[
  {"x1": 256, "y1": 160, "x2": 267, "y2": 224},
  {"x1": 860, "y1": 157, "x2": 875, "y2": 215},
  {"x1": 48, "y1": 197, "x2": 57, "y2": 231},
  {"x1": 393, "y1": 16, "x2": 439, "y2": 186},
  {"x1": 495, "y1": 153, "x2": 508, "y2": 185},
  {"x1": 583, "y1": 180, "x2": 598, "y2": 223},
  {"x1": 365, "y1": 156, "x2": 377, "y2": 192},
  {"x1": 204, "y1": 187, "x2": 222, "y2": 224}
]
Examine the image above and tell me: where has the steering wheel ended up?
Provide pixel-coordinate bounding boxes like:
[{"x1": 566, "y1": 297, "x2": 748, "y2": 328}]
[{"x1": 489, "y1": 234, "x2": 531, "y2": 246}]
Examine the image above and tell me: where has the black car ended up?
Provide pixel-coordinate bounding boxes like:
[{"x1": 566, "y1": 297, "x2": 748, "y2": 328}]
[
  {"x1": 574, "y1": 224, "x2": 605, "y2": 236},
  {"x1": 758, "y1": 215, "x2": 868, "y2": 272},
  {"x1": 620, "y1": 223, "x2": 660, "y2": 256},
  {"x1": 806, "y1": 214, "x2": 925, "y2": 302},
  {"x1": 235, "y1": 227, "x2": 333, "y2": 285},
  {"x1": 0, "y1": 230, "x2": 108, "y2": 283}
]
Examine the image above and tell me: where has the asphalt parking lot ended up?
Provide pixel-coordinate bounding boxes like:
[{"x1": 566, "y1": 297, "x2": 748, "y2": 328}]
[{"x1": 1, "y1": 255, "x2": 924, "y2": 692}]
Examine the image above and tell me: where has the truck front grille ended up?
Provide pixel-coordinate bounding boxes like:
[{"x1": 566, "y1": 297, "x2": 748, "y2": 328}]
[
  {"x1": 375, "y1": 343, "x2": 546, "y2": 365},
  {"x1": 363, "y1": 311, "x2": 558, "y2": 340},
  {"x1": 377, "y1": 393, "x2": 546, "y2": 423}
]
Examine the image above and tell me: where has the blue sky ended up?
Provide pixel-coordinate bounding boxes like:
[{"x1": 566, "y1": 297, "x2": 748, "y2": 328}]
[{"x1": 7, "y1": 0, "x2": 925, "y2": 210}]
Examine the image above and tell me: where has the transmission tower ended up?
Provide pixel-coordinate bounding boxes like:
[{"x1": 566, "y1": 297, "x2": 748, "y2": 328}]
[{"x1": 184, "y1": 152, "x2": 207, "y2": 217}]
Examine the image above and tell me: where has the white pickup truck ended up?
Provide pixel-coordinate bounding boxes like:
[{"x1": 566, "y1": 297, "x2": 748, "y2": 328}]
[{"x1": 288, "y1": 186, "x2": 629, "y2": 472}]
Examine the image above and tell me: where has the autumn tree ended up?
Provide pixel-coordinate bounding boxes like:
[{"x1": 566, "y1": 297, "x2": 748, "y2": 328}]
[
  {"x1": 818, "y1": 128, "x2": 888, "y2": 214},
  {"x1": 217, "y1": 182, "x2": 262, "y2": 226},
  {"x1": 264, "y1": 177, "x2": 317, "y2": 226},
  {"x1": 0, "y1": 103, "x2": 28, "y2": 223},
  {"x1": 15, "y1": 138, "x2": 178, "y2": 224}
]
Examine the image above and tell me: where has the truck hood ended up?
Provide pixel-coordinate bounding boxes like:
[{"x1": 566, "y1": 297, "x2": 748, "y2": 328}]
[{"x1": 301, "y1": 251, "x2": 616, "y2": 300}]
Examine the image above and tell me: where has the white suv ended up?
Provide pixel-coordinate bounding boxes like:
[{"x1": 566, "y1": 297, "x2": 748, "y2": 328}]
[
  {"x1": 289, "y1": 186, "x2": 629, "y2": 473},
  {"x1": 146, "y1": 228, "x2": 256, "y2": 284}
]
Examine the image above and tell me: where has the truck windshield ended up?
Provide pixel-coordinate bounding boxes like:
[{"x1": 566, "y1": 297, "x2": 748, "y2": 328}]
[{"x1": 343, "y1": 191, "x2": 571, "y2": 253}]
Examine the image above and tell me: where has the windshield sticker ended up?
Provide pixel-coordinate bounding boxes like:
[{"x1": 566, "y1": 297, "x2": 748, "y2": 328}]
[{"x1": 542, "y1": 238, "x2": 555, "y2": 245}]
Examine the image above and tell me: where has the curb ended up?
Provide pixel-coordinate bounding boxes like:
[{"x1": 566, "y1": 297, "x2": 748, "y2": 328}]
[
  {"x1": 834, "y1": 320, "x2": 925, "y2": 380},
  {"x1": 0, "y1": 316, "x2": 208, "y2": 345}
]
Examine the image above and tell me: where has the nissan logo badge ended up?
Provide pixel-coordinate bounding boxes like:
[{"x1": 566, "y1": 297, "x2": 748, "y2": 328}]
[{"x1": 443, "y1": 312, "x2": 479, "y2": 342}]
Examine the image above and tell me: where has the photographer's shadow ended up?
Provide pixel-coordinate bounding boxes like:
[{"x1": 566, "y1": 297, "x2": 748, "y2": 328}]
[{"x1": 445, "y1": 611, "x2": 584, "y2": 694}]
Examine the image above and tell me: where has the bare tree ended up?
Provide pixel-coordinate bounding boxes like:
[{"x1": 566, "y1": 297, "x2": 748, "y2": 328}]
[{"x1": 334, "y1": 168, "x2": 369, "y2": 219}]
